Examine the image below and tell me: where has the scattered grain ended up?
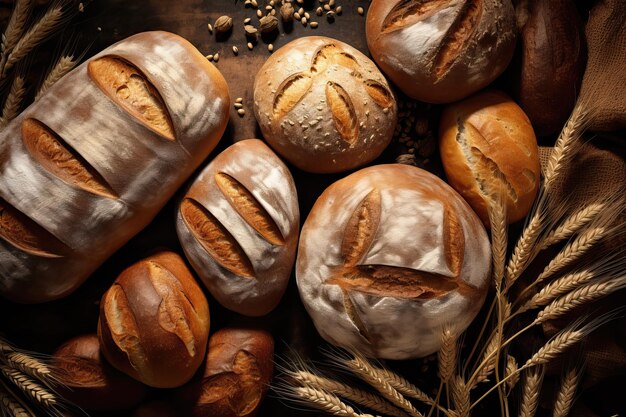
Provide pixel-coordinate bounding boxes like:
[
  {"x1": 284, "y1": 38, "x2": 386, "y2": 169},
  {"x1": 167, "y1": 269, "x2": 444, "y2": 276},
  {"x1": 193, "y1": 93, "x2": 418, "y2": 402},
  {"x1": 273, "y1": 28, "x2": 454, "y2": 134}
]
[{"x1": 357, "y1": 7, "x2": 364, "y2": 15}]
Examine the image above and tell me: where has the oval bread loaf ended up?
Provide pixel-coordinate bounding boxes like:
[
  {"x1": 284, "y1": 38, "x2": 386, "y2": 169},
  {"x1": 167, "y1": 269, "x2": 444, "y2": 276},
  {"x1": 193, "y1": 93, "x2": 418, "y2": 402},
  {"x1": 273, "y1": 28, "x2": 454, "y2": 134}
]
[
  {"x1": 176, "y1": 139, "x2": 299, "y2": 316},
  {"x1": 176, "y1": 328, "x2": 274, "y2": 417},
  {"x1": 0, "y1": 31, "x2": 230, "y2": 303},
  {"x1": 297, "y1": 164, "x2": 491, "y2": 359},
  {"x1": 98, "y1": 251, "x2": 210, "y2": 388},
  {"x1": 253, "y1": 36, "x2": 397, "y2": 173}
]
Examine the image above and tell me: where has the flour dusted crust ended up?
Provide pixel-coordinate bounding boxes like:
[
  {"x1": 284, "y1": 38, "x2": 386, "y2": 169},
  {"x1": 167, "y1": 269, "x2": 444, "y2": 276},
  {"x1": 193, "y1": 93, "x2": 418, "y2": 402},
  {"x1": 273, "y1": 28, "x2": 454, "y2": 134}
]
[
  {"x1": 366, "y1": 0, "x2": 516, "y2": 103},
  {"x1": 296, "y1": 164, "x2": 491, "y2": 359},
  {"x1": 0, "y1": 31, "x2": 230, "y2": 303},
  {"x1": 253, "y1": 36, "x2": 397, "y2": 173},
  {"x1": 176, "y1": 139, "x2": 299, "y2": 317}
]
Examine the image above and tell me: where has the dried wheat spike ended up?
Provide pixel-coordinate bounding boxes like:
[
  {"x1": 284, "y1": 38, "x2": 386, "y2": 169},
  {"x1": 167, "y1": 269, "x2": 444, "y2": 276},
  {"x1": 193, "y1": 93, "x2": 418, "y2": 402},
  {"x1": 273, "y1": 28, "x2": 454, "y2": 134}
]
[
  {"x1": 552, "y1": 368, "x2": 580, "y2": 417},
  {"x1": 0, "y1": 0, "x2": 32, "y2": 66},
  {"x1": 506, "y1": 211, "x2": 543, "y2": 286},
  {"x1": 438, "y1": 324, "x2": 457, "y2": 383},
  {"x1": 294, "y1": 385, "x2": 375, "y2": 417},
  {"x1": 450, "y1": 376, "x2": 470, "y2": 417},
  {"x1": 36, "y1": 55, "x2": 77, "y2": 100},
  {"x1": 525, "y1": 331, "x2": 584, "y2": 368},
  {"x1": 523, "y1": 269, "x2": 595, "y2": 312},
  {"x1": 0, "y1": 386, "x2": 34, "y2": 417},
  {"x1": 0, "y1": 75, "x2": 26, "y2": 128},
  {"x1": 505, "y1": 355, "x2": 520, "y2": 392},
  {"x1": 1, "y1": 366, "x2": 57, "y2": 408},
  {"x1": 6, "y1": 351, "x2": 52, "y2": 382},
  {"x1": 540, "y1": 202, "x2": 605, "y2": 249},
  {"x1": 372, "y1": 364, "x2": 436, "y2": 406},
  {"x1": 471, "y1": 330, "x2": 501, "y2": 387},
  {"x1": 488, "y1": 193, "x2": 508, "y2": 289},
  {"x1": 518, "y1": 368, "x2": 544, "y2": 417}
]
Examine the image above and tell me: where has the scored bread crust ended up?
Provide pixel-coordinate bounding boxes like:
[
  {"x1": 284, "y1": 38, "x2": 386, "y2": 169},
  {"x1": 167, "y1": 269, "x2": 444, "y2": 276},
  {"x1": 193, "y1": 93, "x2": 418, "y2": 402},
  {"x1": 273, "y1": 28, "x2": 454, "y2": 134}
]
[
  {"x1": 296, "y1": 164, "x2": 491, "y2": 359},
  {"x1": 439, "y1": 90, "x2": 540, "y2": 225},
  {"x1": 98, "y1": 251, "x2": 210, "y2": 389},
  {"x1": 176, "y1": 139, "x2": 299, "y2": 317},
  {"x1": 253, "y1": 36, "x2": 397, "y2": 173},
  {"x1": 365, "y1": 0, "x2": 516, "y2": 104},
  {"x1": 0, "y1": 31, "x2": 230, "y2": 303}
]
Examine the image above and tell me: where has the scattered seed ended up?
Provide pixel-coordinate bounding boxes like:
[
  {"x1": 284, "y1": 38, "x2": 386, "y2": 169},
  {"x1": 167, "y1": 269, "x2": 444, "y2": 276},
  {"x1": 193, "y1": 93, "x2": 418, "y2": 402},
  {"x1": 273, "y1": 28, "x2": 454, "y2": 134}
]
[
  {"x1": 301, "y1": 16, "x2": 307, "y2": 25},
  {"x1": 206, "y1": 54, "x2": 213, "y2": 61},
  {"x1": 357, "y1": 7, "x2": 364, "y2": 15},
  {"x1": 298, "y1": 7, "x2": 304, "y2": 15},
  {"x1": 207, "y1": 23, "x2": 213, "y2": 33},
  {"x1": 247, "y1": 42, "x2": 254, "y2": 50},
  {"x1": 251, "y1": 0, "x2": 258, "y2": 7},
  {"x1": 234, "y1": 102, "x2": 244, "y2": 109},
  {"x1": 238, "y1": 109, "x2": 246, "y2": 116},
  {"x1": 294, "y1": 12, "x2": 301, "y2": 20},
  {"x1": 257, "y1": 9, "x2": 263, "y2": 17},
  {"x1": 244, "y1": 17, "x2": 251, "y2": 24},
  {"x1": 268, "y1": 43, "x2": 274, "y2": 52},
  {"x1": 326, "y1": 10, "x2": 335, "y2": 20},
  {"x1": 245, "y1": 25, "x2": 258, "y2": 35},
  {"x1": 323, "y1": 4, "x2": 330, "y2": 11},
  {"x1": 270, "y1": 0, "x2": 275, "y2": 5},
  {"x1": 236, "y1": 97, "x2": 243, "y2": 103},
  {"x1": 213, "y1": 52, "x2": 220, "y2": 62},
  {"x1": 335, "y1": 5, "x2": 342, "y2": 14},
  {"x1": 304, "y1": 12, "x2": 310, "y2": 19},
  {"x1": 245, "y1": 0, "x2": 251, "y2": 5},
  {"x1": 232, "y1": 46, "x2": 239, "y2": 55},
  {"x1": 214, "y1": 15, "x2": 233, "y2": 32},
  {"x1": 271, "y1": 9, "x2": 276, "y2": 15},
  {"x1": 265, "y1": 5, "x2": 272, "y2": 11},
  {"x1": 329, "y1": 0, "x2": 335, "y2": 6},
  {"x1": 297, "y1": 0, "x2": 303, "y2": 4},
  {"x1": 310, "y1": 21, "x2": 318, "y2": 28},
  {"x1": 316, "y1": 7, "x2": 323, "y2": 15}
]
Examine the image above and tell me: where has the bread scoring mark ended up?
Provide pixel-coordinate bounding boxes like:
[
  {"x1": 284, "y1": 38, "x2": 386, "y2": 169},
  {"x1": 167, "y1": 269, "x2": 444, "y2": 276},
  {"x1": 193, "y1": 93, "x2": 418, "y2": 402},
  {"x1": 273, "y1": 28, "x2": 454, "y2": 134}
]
[
  {"x1": 326, "y1": 82, "x2": 359, "y2": 145},
  {"x1": 21, "y1": 118, "x2": 117, "y2": 199},
  {"x1": 56, "y1": 357, "x2": 106, "y2": 387},
  {"x1": 470, "y1": 146, "x2": 518, "y2": 202},
  {"x1": 364, "y1": 80, "x2": 394, "y2": 109},
  {"x1": 232, "y1": 350, "x2": 263, "y2": 415},
  {"x1": 522, "y1": 169, "x2": 536, "y2": 192},
  {"x1": 329, "y1": 265, "x2": 459, "y2": 300},
  {"x1": 381, "y1": 0, "x2": 452, "y2": 33},
  {"x1": 272, "y1": 73, "x2": 313, "y2": 119},
  {"x1": 310, "y1": 44, "x2": 359, "y2": 74},
  {"x1": 443, "y1": 206, "x2": 464, "y2": 276},
  {"x1": 0, "y1": 198, "x2": 66, "y2": 258},
  {"x1": 215, "y1": 172, "x2": 285, "y2": 246},
  {"x1": 433, "y1": 0, "x2": 482, "y2": 79},
  {"x1": 88, "y1": 56, "x2": 175, "y2": 141},
  {"x1": 104, "y1": 284, "x2": 149, "y2": 376},
  {"x1": 341, "y1": 189, "x2": 381, "y2": 266},
  {"x1": 147, "y1": 261, "x2": 197, "y2": 358},
  {"x1": 180, "y1": 198, "x2": 255, "y2": 278},
  {"x1": 200, "y1": 372, "x2": 239, "y2": 405},
  {"x1": 342, "y1": 291, "x2": 373, "y2": 344}
]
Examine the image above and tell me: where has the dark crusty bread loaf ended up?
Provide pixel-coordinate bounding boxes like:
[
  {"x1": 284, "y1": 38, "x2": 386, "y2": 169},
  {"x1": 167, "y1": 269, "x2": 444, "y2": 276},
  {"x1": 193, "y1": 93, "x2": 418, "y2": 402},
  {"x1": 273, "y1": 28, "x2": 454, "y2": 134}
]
[
  {"x1": 176, "y1": 328, "x2": 274, "y2": 417},
  {"x1": 98, "y1": 251, "x2": 210, "y2": 389},
  {"x1": 0, "y1": 31, "x2": 230, "y2": 303},
  {"x1": 176, "y1": 139, "x2": 299, "y2": 316}
]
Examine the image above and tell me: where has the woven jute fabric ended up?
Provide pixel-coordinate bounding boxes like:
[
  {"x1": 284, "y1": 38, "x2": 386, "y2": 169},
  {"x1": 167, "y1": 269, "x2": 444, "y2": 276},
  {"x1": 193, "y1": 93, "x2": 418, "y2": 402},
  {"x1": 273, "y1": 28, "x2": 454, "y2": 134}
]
[{"x1": 580, "y1": 0, "x2": 626, "y2": 131}]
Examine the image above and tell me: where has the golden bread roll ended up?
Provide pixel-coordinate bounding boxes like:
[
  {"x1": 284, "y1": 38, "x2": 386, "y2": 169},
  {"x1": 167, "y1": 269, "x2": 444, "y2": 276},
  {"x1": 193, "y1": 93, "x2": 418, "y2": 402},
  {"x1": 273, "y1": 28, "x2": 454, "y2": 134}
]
[
  {"x1": 439, "y1": 90, "x2": 540, "y2": 225},
  {"x1": 0, "y1": 31, "x2": 230, "y2": 303},
  {"x1": 98, "y1": 251, "x2": 210, "y2": 388},
  {"x1": 176, "y1": 139, "x2": 299, "y2": 316},
  {"x1": 253, "y1": 36, "x2": 397, "y2": 173},
  {"x1": 297, "y1": 164, "x2": 491, "y2": 359}
]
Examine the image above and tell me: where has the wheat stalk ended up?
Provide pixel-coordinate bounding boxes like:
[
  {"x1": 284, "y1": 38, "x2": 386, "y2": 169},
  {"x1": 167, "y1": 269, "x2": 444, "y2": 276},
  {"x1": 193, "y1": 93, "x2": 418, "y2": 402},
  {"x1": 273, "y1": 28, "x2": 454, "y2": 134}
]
[
  {"x1": 371, "y1": 364, "x2": 436, "y2": 406},
  {"x1": 524, "y1": 330, "x2": 585, "y2": 369},
  {"x1": 552, "y1": 368, "x2": 579, "y2": 417},
  {"x1": 450, "y1": 376, "x2": 470, "y2": 417},
  {"x1": 346, "y1": 355, "x2": 424, "y2": 417},
  {"x1": 0, "y1": 75, "x2": 26, "y2": 129},
  {"x1": 438, "y1": 325, "x2": 457, "y2": 383},
  {"x1": 0, "y1": 0, "x2": 32, "y2": 73},
  {"x1": 2, "y1": 6, "x2": 65, "y2": 77},
  {"x1": 291, "y1": 371, "x2": 409, "y2": 417},
  {"x1": 518, "y1": 368, "x2": 543, "y2": 417},
  {"x1": 535, "y1": 276, "x2": 626, "y2": 324},
  {"x1": 523, "y1": 269, "x2": 595, "y2": 312},
  {"x1": 5, "y1": 352, "x2": 52, "y2": 382},
  {"x1": 293, "y1": 386, "x2": 374, "y2": 417},
  {"x1": 35, "y1": 55, "x2": 76, "y2": 100},
  {"x1": 540, "y1": 202, "x2": 606, "y2": 249},
  {"x1": 0, "y1": 366, "x2": 56, "y2": 408},
  {"x1": 504, "y1": 356, "x2": 519, "y2": 392}
]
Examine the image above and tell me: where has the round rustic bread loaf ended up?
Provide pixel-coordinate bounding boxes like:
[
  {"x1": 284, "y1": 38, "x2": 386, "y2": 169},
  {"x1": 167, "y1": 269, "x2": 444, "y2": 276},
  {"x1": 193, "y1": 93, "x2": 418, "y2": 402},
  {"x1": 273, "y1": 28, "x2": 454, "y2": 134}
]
[
  {"x1": 439, "y1": 90, "x2": 540, "y2": 226},
  {"x1": 0, "y1": 31, "x2": 230, "y2": 304},
  {"x1": 296, "y1": 164, "x2": 491, "y2": 359},
  {"x1": 52, "y1": 334, "x2": 147, "y2": 411},
  {"x1": 176, "y1": 139, "x2": 299, "y2": 317},
  {"x1": 98, "y1": 251, "x2": 210, "y2": 388},
  {"x1": 365, "y1": 0, "x2": 516, "y2": 103},
  {"x1": 253, "y1": 36, "x2": 397, "y2": 173},
  {"x1": 176, "y1": 328, "x2": 274, "y2": 417}
]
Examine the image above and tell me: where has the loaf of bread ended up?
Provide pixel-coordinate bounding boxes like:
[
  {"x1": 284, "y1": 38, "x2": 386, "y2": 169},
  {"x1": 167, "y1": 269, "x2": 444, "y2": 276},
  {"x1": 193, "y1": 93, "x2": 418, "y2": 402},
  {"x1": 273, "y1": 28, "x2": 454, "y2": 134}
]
[
  {"x1": 253, "y1": 36, "x2": 397, "y2": 173},
  {"x1": 0, "y1": 31, "x2": 230, "y2": 303},
  {"x1": 297, "y1": 164, "x2": 491, "y2": 359},
  {"x1": 439, "y1": 90, "x2": 540, "y2": 225},
  {"x1": 98, "y1": 251, "x2": 210, "y2": 388},
  {"x1": 176, "y1": 139, "x2": 299, "y2": 316},
  {"x1": 366, "y1": 0, "x2": 516, "y2": 103},
  {"x1": 52, "y1": 334, "x2": 147, "y2": 411},
  {"x1": 177, "y1": 328, "x2": 274, "y2": 417}
]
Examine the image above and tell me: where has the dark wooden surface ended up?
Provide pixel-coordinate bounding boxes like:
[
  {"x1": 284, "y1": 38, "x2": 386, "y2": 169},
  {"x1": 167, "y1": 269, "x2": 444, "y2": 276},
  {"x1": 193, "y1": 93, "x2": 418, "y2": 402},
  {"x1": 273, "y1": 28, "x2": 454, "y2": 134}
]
[{"x1": 0, "y1": 1, "x2": 618, "y2": 416}]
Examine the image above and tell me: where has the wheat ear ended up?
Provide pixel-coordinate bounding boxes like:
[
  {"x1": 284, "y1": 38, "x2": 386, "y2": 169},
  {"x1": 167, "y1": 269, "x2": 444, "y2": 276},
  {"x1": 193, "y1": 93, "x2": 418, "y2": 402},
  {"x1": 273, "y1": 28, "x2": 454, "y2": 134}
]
[
  {"x1": 0, "y1": 386, "x2": 34, "y2": 417},
  {"x1": 450, "y1": 376, "x2": 470, "y2": 417},
  {"x1": 5, "y1": 352, "x2": 53, "y2": 383},
  {"x1": 504, "y1": 355, "x2": 519, "y2": 392},
  {"x1": 540, "y1": 202, "x2": 606, "y2": 249},
  {"x1": 488, "y1": 193, "x2": 508, "y2": 289},
  {"x1": 35, "y1": 55, "x2": 76, "y2": 100},
  {"x1": 438, "y1": 325, "x2": 457, "y2": 383},
  {"x1": 2, "y1": 6, "x2": 64, "y2": 77},
  {"x1": 0, "y1": 0, "x2": 32, "y2": 74},
  {"x1": 291, "y1": 371, "x2": 409, "y2": 417},
  {"x1": 345, "y1": 354, "x2": 424, "y2": 417},
  {"x1": 522, "y1": 269, "x2": 595, "y2": 312},
  {"x1": 293, "y1": 386, "x2": 375, "y2": 417},
  {"x1": 470, "y1": 329, "x2": 500, "y2": 388},
  {"x1": 535, "y1": 276, "x2": 626, "y2": 324},
  {"x1": 0, "y1": 75, "x2": 26, "y2": 129},
  {"x1": 0, "y1": 366, "x2": 57, "y2": 408},
  {"x1": 506, "y1": 211, "x2": 544, "y2": 286},
  {"x1": 371, "y1": 364, "x2": 436, "y2": 406},
  {"x1": 552, "y1": 368, "x2": 580, "y2": 417},
  {"x1": 518, "y1": 368, "x2": 543, "y2": 417}
]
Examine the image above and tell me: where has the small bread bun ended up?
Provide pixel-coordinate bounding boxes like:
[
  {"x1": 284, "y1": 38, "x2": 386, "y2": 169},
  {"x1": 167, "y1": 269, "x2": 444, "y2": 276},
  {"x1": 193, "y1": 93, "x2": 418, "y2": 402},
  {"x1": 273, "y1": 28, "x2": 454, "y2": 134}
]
[
  {"x1": 176, "y1": 139, "x2": 299, "y2": 316},
  {"x1": 297, "y1": 164, "x2": 491, "y2": 359},
  {"x1": 439, "y1": 90, "x2": 540, "y2": 225},
  {"x1": 98, "y1": 251, "x2": 210, "y2": 388},
  {"x1": 52, "y1": 334, "x2": 147, "y2": 411},
  {"x1": 253, "y1": 36, "x2": 397, "y2": 173},
  {"x1": 366, "y1": 0, "x2": 516, "y2": 103},
  {"x1": 177, "y1": 328, "x2": 274, "y2": 417}
]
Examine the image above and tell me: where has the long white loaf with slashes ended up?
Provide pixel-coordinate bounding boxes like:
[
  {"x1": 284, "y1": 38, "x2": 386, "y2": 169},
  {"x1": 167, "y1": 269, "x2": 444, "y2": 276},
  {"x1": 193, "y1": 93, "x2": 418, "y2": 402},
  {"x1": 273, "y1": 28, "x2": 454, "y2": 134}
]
[{"x1": 0, "y1": 31, "x2": 230, "y2": 303}]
